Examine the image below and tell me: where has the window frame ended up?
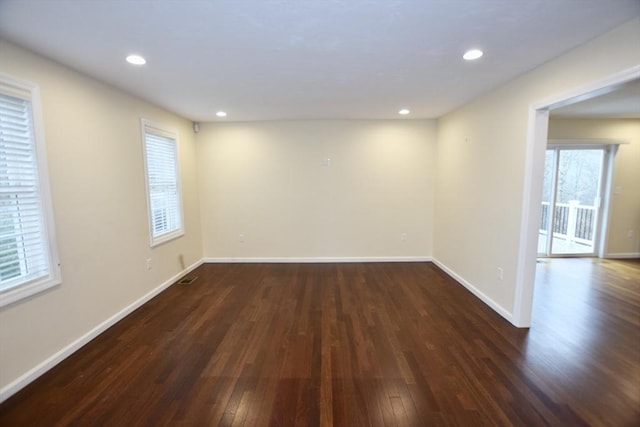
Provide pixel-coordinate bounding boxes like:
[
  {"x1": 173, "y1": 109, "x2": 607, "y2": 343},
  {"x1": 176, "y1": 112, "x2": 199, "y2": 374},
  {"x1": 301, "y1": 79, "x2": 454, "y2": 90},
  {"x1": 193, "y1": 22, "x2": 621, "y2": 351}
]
[
  {"x1": 0, "y1": 73, "x2": 61, "y2": 307},
  {"x1": 140, "y1": 119, "x2": 184, "y2": 247}
]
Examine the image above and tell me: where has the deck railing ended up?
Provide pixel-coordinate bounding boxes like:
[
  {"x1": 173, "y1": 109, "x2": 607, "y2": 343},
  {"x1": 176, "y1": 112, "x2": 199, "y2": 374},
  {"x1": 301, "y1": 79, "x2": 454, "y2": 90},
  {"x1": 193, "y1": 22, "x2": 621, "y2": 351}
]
[{"x1": 540, "y1": 201, "x2": 596, "y2": 244}]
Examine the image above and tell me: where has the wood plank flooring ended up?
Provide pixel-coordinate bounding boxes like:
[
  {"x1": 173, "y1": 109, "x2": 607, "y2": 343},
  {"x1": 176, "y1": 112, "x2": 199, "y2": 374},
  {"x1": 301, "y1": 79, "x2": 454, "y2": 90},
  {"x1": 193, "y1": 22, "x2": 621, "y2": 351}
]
[{"x1": 0, "y1": 259, "x2": 638, "y2": 426}]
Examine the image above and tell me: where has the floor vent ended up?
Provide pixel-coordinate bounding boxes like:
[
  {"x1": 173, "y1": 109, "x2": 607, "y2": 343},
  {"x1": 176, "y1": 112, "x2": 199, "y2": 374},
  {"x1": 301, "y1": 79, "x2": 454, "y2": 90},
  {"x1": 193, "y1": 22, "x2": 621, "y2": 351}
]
[{"x1": 178, "y1": 276, "x2": 198, "y2": 285}]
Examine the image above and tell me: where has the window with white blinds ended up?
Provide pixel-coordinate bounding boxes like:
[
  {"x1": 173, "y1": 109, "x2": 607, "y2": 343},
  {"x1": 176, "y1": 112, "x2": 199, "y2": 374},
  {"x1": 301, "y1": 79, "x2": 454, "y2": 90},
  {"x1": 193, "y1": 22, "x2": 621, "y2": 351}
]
[
  {"x1": 141, "y1": 120, "x2": 184, "y2": 246},
  {"x1": 0, "y1": 74, "x2": 60, "y2": 307}
]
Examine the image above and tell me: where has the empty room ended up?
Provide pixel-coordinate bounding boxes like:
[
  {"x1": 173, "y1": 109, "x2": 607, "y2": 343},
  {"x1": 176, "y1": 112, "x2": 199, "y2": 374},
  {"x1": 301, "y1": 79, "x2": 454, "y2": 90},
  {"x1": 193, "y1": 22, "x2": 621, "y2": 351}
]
[{"x1": 0, "y1": 1, "x2": 639, "y2": 426}]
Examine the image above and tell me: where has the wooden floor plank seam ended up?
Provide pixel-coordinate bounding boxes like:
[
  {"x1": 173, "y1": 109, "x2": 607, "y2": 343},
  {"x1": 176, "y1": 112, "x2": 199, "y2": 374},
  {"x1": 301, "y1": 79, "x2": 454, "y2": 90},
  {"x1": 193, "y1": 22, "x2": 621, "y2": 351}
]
[{"x1": 0, "y1": 259, "x2": 638, "y2": 426}]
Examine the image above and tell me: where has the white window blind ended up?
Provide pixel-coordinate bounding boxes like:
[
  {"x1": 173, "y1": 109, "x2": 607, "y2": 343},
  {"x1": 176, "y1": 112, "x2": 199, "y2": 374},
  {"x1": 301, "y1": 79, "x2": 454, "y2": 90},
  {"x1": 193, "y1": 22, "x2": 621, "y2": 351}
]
[
  {"x1": 142, "y1": 121, "x2": 183, "y2": 246},
  {"x1": 0, "y1": 74, "x2": 60, "y2": 306}
]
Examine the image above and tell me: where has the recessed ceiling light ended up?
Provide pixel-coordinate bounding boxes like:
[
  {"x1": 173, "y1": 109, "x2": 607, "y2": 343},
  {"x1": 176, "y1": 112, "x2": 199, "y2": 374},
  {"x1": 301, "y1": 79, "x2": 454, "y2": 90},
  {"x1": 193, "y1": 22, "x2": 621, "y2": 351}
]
[
  {"x1": 398, "y1": 109, "x2": 410, "y2": 115},
  {"x1": 463, "y1": 49, "x2": 483, "y2": 61},
  {"x1": 126, "y1": 54, "x2": 146, "y2": 65},
  {"x1": 216, "y1": 111, "x2": 227, "y2": 117}
]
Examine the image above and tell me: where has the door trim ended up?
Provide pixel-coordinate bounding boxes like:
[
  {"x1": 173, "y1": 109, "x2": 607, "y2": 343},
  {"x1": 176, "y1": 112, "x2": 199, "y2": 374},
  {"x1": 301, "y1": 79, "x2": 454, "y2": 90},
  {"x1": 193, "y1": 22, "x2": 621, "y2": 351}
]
[{"x1": 512, "y1": 65, "x2": 640, "y2": 328}]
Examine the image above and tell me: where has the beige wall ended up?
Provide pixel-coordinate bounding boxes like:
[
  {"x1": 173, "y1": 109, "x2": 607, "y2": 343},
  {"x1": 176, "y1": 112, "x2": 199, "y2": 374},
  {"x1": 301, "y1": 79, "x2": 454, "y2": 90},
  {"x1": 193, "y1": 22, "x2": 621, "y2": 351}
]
[
  {"x1": 548, "y1": 118, "x2": 640, "y2": 256},
  {"x1": 197, "y1": 120, "x2": 436, "y2": 259},
  {"x1": 435, "y1": 18, "x2": 640, "y2": 318},
  {"x1": 0, "y1": 41, "x2": 203, "y2": 393}
]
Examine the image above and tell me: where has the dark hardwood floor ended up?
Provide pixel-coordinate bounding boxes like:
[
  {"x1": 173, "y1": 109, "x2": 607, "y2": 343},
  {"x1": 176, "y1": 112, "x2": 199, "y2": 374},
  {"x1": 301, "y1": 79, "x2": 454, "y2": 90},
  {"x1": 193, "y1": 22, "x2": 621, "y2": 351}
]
[{"x1": 0, "y1": 259, "x2": 638, "y2": 426}]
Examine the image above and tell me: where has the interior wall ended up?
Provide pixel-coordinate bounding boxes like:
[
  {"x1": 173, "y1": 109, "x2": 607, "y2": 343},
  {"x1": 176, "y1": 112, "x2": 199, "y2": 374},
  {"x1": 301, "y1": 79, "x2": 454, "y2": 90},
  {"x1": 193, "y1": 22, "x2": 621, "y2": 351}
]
[
  {"x1": 434, "y1": 18, "x2": 640, "y2": 320},
  {"x1": 0, "y1": 40, "x2": 203, "y2": 394},
  {"x1": 548, "y1": 118, "x2": 640, "y2": 256},
  {"x1": 197, "y1": 120, "x2": 436, "y2": 260},
  {"x1": 1, "y1": 15, "x2": 637, "y2": 400}
]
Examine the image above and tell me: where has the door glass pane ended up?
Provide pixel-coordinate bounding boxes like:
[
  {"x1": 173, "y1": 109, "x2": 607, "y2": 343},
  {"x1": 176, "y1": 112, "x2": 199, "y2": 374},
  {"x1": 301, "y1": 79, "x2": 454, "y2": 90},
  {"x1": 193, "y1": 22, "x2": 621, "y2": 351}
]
[
  {"x1": 551, "y1": 149, "x2": 603, "y2": 255},
  {"x1": 538, "y1": 149, "x2": 555, "y2": 255}
]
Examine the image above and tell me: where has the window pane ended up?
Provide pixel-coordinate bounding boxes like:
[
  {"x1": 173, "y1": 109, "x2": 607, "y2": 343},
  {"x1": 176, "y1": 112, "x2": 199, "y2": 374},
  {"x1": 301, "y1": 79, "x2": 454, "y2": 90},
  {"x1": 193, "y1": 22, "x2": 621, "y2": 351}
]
[
  {"x1": 0, "y1": 92, "x2": 50, "y2": 290},
  {"x1": 142, "y1": 122, "x2": 183, "y2": 246}
]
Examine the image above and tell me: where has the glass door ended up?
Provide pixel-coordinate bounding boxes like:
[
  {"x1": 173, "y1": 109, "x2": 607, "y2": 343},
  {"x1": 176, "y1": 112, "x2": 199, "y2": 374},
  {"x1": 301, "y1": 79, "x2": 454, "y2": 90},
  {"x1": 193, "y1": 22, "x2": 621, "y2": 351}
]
[
  {"x1": 538, "y1": 147, "x2": 606, "y2": 257},
  {"x1": 538, "y1": 149, "x2": 557, "y2": 255}
]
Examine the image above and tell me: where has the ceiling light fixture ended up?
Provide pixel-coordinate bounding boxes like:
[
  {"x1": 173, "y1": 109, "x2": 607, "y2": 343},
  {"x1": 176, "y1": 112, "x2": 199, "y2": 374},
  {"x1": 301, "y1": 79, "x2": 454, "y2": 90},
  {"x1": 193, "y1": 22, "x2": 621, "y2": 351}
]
[
  {"x1": 463, "y1": 49, "x2": 483, "y2": 61},
  {"x1": 126, "y1": 54, "x2": 146, "y2": 65},
  {"x1": 216, "y1": 111, "x2": 227, "y2": 117},
  {"x1": 398, "y1": 109, "x2": 410, "y2": 115}
]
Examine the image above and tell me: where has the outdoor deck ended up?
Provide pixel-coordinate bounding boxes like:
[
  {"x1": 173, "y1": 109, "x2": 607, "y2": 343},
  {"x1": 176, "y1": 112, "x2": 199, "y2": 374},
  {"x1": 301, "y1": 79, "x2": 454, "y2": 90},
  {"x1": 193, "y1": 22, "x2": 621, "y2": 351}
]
[{"x1": 538, "y1": 232, "x2": 593, "y2": 256}]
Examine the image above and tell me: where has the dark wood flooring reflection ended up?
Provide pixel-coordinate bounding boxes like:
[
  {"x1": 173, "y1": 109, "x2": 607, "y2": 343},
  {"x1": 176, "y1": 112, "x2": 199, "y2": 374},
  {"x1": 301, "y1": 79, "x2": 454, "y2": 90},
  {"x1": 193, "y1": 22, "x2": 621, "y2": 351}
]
[{"x1": 0, "y1": 260, "x2": 638, "y2": 426}]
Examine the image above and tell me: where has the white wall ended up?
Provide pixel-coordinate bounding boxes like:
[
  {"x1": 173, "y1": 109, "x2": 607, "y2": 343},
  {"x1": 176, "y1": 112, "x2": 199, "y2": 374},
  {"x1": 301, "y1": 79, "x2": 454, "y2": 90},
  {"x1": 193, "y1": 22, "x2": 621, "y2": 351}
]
[
  {"x1": 548, "y1": 118, "x2": 640, "y2": 257},
  {"x1": 434, "y1": 18, "x2": 640, "y2": 321},
  {"x1": 0, "y1": 41, "x2": 203, "y2": 397},
  {"x1": 197, "y1": 120, "x2": 436, "y2": 260}
]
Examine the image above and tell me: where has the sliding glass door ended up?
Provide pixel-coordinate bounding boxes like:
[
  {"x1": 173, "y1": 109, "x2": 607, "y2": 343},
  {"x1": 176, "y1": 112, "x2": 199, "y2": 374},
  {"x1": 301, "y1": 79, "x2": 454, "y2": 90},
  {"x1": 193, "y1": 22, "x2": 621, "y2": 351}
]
[{"x1": 538, "y1": 147, "x2": 606, "y2": 257}]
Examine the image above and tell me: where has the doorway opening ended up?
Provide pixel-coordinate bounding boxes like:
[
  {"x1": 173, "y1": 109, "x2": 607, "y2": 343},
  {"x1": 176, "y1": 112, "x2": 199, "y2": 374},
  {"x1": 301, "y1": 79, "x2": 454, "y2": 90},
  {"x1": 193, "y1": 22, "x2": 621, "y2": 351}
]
[{"x1": 512, "y1": 65, "x2": 640, "y2": 328}]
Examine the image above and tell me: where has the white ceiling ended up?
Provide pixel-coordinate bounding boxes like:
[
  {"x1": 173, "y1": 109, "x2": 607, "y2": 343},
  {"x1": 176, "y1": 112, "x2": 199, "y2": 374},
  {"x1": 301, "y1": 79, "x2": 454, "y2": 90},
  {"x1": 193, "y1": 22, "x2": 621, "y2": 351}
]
[{"x1": 1, "y1": 0, "x2": 638, "y2": 122}]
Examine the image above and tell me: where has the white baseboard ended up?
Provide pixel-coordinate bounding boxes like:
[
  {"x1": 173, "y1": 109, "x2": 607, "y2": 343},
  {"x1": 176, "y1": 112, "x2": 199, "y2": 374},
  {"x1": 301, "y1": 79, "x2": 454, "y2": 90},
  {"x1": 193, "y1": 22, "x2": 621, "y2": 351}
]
[
  {"x1": 604, "y1": 252, "x2": 640, "y2": 259},
  {"x1": 203, "y1": 256, "x2": 432, "y2": 263},
  {"x1": 0, "y1": 259, "x2": 203, "y2": 404},
  {"x1": 431, "y1": 258, "x2": 514, "y2": 325}
]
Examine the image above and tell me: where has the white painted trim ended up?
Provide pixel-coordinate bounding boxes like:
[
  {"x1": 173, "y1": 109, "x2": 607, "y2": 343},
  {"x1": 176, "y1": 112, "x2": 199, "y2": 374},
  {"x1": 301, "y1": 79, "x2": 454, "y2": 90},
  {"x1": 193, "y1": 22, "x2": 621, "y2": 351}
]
[
  {"x1": 0, "y1": 259, "x2": 204, "y2": 403},
  {"x1": 604, "y1": 253, "x2": 640, "y2": 259},
  {"x1": 0, "y1": 73, "x2": 62, "y2": 308},
  {"x1": 513, "y1": 108, "x2": 549, "y2": 327},
  {"x1": 597, "y1": 145, "x2": 618, "y2": 258},
  {"x1": 204, "y1": 256, "x2": 432, "y2": 263},
  {"x1": 513, "y1": 65, "x2": 640, "y2": 328},
  {"x1": 431, "y1": 258, "x2": 514, "y2": 324},
  {"x1": 140, "y1": 118, "x2": 185, "y2": 248},
  {"x1": 531, "y1": 65, "x2": 640, "y2": 111},
  {"x1": 547, "y1": 139, "x2": 628, "y2": 147}
]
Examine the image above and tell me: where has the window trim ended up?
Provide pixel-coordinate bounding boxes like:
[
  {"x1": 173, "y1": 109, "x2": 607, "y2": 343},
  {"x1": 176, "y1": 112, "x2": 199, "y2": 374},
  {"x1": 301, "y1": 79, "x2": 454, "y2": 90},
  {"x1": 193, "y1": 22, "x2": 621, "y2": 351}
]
[
  {"x1": 140, "y1": 118, "x2": 184, "y2": 247},
  {"x1": 0, "y1": 73, "x2": 61, "y2": 307}
]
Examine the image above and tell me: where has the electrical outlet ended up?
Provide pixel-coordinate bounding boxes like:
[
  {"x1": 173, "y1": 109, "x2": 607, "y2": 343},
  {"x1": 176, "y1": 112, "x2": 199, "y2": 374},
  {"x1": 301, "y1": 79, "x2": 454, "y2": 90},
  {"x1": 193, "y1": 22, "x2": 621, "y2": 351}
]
[
  {"x1": 146, "y1": 258, "x2": 152, "y2": 270},
  {"x1": 497, "y1": 267, "x2": 504, "y2": 280},
  {"x1": 628, "y1": 229, "x2": 634, "y2": 239},
  {"x1": 238, "y1": 233, "x2": 245, "y2": 243},
  {"x1": 400, "y1": 233, "x2": 408, "y2": 242}
]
